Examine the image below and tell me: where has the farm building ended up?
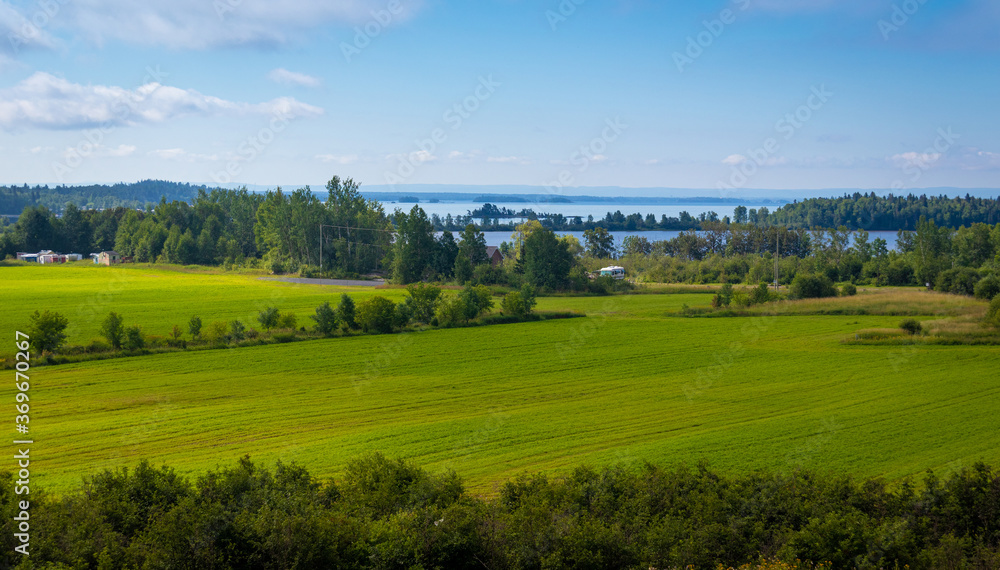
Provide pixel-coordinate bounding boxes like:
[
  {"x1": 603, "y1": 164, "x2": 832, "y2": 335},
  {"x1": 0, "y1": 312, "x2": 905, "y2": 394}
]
[
  {"x1": 16, "y1": 250, "x2": 82, "y2": 264},
  {"x1": 97, "y1": 251, "x2": 121, "y2": 265},
  {"x1": 485, "y1": 246, "x2": 504, "y2": 267}
]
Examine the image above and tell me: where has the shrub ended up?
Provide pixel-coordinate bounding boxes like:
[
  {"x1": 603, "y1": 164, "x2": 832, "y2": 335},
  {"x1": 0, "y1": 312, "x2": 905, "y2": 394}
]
[
  {"x1": 985, "y1": 296, "x2": 1000, "y2": 329},
  {"x1": 462, "y1": 284, "x2": 494, "y2": 318},
  {"x1": 188, "y1": 316, "x2": 202, "y2": 339},
  {"x1": 100, "y1": 311, "x2": 125, "y2": 349},
  {"x1": 205, "y1": 321, "x2": 229, "y2": 343},
  {"x1": 394, "y1": 302, "x2": 413, "y2": 329},
  {"x1": 338, "y1": 293, "x2": 357, "y2": 330},
  {"x1": 790, "y1": 273, "x2": 837, "y2": 299},
  {"x1": 973, "y1": 275, "x2": 1000, "y2": 300},
  {"x1": 749, "y1": 283, "x2": 772, "y2": 305},
  {"x1": 405, "y1": 283, "x2": 442, "y2": 323},
  {"x1": 356, "y1": 296, "x2": 396, "y2": 334},
  {"x1": 436, "y1": 294, "x2": 470, "y2": 327},
  {"x1": 229, "y1": 320, "x2": 246, "y2": 341},
  {"x1": 311, "y1": 301, "x2": 339, "y2": 336},
  {"x1": 731, "y1": 290, "x2": 751, "y2": 308},
  {"x1": 26, "y1": 309, "x2": 69, "y2": 353},
  {"x1": 279, "y1": 312, "x2": 297, "y2": 330},
  {"x1": 123, "y1": 325, "x2": 145, "y2": 351},
  {"x1": 520, "y1": 284, "x2": 537, "y2": 314},
  {"x1": 258, "y1": 307, "x2": 280, "y2": 330},
  {"x1": 170, "y1": 324, "x2": 183, "y2": 340},
  {"x1": 841, "y1": 283, "x2": 857, "y2": 297},
  {"x1": 935, "y1": 267, "x2": 980, "y2": 296},
  {"x1": 718, "y1": 282, "x2": 734, "y2": 306},
  {"x1": 900, "y1": 319, "x2": 922, "y2": 335},
  {"x1": 501, "y1": 291, "x2": 528, "y2": 319}
]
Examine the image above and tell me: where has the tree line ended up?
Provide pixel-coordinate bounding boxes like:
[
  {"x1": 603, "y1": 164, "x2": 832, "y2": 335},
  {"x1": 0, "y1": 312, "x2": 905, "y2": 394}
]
[
  {"x1": 0, "y1": 179, "x2": 199, "y2": 215},
  {"x1": 1, "y1": 455, "x2": 997, "y2": 568}
]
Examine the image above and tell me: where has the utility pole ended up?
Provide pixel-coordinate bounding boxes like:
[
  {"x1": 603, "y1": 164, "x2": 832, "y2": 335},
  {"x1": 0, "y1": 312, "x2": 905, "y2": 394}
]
[{"x1": 774, "y1": 230, "x2": 780, "y2": 292}]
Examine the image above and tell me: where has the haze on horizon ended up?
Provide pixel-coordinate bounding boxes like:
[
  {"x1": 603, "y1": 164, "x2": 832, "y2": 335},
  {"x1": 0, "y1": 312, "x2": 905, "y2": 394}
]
[{"x1": 0, "y1": 0, "x2": 997, "y2": 193}]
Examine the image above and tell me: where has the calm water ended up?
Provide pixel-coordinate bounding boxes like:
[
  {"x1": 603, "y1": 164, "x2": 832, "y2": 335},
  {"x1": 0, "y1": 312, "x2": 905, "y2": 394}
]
[
  {"x1": 387, "y1": 201, "x2": 785, "y2": 221},
  {"x1": 474, "y1": 230, "x2": 901, "y2": 251}
]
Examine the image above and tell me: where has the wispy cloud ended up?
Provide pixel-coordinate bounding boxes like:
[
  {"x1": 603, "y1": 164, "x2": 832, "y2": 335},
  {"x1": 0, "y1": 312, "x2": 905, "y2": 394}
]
[
  {"x1": 61, "y1": 0, "x2": 425, "y2": 49},
  {"x1": 316, "y1": 153, "x2": 359, "y2": 165},
  {"x1": 149, "y1": 148, "x2": 220, "y2": 161},
  {"x1": 62, "y1": 143, "x2": 135, "y2": 159},
  {"x1": 0, "y1": 72, "x2": 324, "y2": 131},
  {"x1": 268, "y1": 68, "x2": 321, "y2": 88}
]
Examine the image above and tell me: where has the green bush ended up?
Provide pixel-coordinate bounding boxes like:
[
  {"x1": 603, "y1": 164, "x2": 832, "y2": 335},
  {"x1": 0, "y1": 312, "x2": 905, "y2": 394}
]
[
  {"x1": 338, "y1": 293, "x2": 357, "y2": 330},
  {"x1": 935, "y1": 267, "x2": 980, "y2": 296},
  {"x1": 790, "y1": 273, "x2": 837, "y2": 299},
  {"x1": 311, "y1": 301, "x2": 339, "y2": 335},
  {"x1": 501, "y1": 291, "x2": 528, "y2": 319},
  {"x1": 840, "y1": 283, "x2": 857, "y2": 297},
  {"x1": 229, "y1": 320, "x2": 246, "y2": 341},
  {"x1": 749, "y1": 283, "x2": 772, "y2": 305},
  {"x1": 356, "y1": 296, "x2": 396, "y2": 334},
  {"x1": 26, "y1": 309, "x2": 69, "y2": 353},
  {"x1": 100, "y1": 311, "x2": 125, "y2": 349},
  {"x1": 974, "y1": 275, "x2": 1000, "y2": 300},
  {"x1": 279, "y1": 312, "x2": 297, "y2": 330},
  {"x1": 985, "y1": 296, "x2": 1000, "y2": 329},
  {"x1": 258, "y1": 307, "x2": 280, "y2": 330},
  {"x1": 900, "y1": 319, "x2": 922, "y2": 335},
  {"x1": 188, "y1": 316, "x2": 202, "y2": 339},
  {"x1": 123, "y1": 325, "x2": 145, "y2": 351},
  {"x1": 405, "y1": 283, "x2": 442, "y2": 323}
]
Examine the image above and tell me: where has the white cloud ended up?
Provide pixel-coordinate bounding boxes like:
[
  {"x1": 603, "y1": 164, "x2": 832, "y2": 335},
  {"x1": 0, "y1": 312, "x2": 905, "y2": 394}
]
[
  {"x1": 62, "y1": 143, "x2": 135, "y2": 159},
  {"x1": 387, "y1": 150, "x2": 436, "y2": 164},
  {"x1": 268, "y1": 68, "x2": 321, "y2": 88},
  {"x1": 0, "y1": 72, "x2": 324, "y2": 131},
  {"x1": 487, "y1": 155, "x2": 531, "y2": 165},
  {"x1": 316, "y1": 153, "x2": 359, "y2": 164},
  {"x1": 62, "y1": 0, "x2": 425, "y2": 49},
  {"x1": 722, "y1": 154, "x2": 747, "y2": 165},
  {"x1": 890, "y1": 151, "x2": 941, "y2": 169},
  {"x1": 149, "y1": 148, "x2": 220, "y2": 161}
]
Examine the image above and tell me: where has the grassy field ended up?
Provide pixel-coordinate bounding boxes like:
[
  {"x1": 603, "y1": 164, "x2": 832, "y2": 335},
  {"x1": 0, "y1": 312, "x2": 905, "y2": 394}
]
[
  {"x1": 0, "y1": 262, "x2": 409, "y2": 346},
  {"x1": 3, "y1": 264, "x2": 999, "y2": 495}
]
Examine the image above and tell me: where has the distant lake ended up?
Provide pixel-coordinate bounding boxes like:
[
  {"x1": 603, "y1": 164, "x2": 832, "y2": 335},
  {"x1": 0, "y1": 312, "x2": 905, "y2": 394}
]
[
  {"x1": 475, "y1": 230, "x2": 902, "y2": 251},
  {"x1": 385, "y1": 201, "x2": 785, "y2": 221}
]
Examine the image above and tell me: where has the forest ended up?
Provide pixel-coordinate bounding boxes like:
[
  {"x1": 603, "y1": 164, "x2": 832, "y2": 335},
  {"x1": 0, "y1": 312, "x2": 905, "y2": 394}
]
[{"x1": 1, "y1": 455, "x2": 997, "y2": 569}]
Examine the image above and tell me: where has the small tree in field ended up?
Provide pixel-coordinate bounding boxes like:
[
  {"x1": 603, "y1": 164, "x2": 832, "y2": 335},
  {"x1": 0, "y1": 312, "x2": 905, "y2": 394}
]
[
  {"x1": 279, "y1": 312, "x2": 297, "y2": 330},
  {"x1": 230, "y1": 320, "x2": 247, "y2": 341},
  {"x1": 356, "y1": 296, "x2": 396, "y2": 334},
  {"x1": 405, "y1": 283, "x2": 442, "y2": 324},
  {"x1": 338, "y1": 294, "x2": 357, "y2": 330},
  {"x1": 258, "y1": 307, "x2": 280, "y2": 330},
  {"x1": 900, "y1": 319, "x2": 922, "y2": 335},
  {"x1": 311, "y1": 301, "x2": 339, "y2": 336},
  {"x1": 501, "y1": 291, "x2": 528, "y2": 319},
  {"x1": 123, "y1": 325, "x2": 145, "y2": 351},
  {"x1": 170, "y1": 325, "x2": 183, "y2": 340},
  {"x1": 27, "y1": 310, "x2": 69, "y2": 353},
  {"x1": 101, "y1": 311, "x2": 125, "y2": 349},
  {"x1": 188, "y1": 316, "x2": 202, "y2": 339},
  {"x1": 984, "y1": 296, "x2": 1000, "y2": 329}
]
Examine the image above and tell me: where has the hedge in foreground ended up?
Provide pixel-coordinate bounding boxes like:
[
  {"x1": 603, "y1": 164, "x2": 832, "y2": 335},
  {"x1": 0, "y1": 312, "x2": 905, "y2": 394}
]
[{"x1": 1, "y1": 455, "x2": 999, "y2": 569}]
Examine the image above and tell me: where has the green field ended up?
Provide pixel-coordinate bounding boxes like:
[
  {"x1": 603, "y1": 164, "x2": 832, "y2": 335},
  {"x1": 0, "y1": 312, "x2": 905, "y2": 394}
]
[{"x1": 3, "y1": 263, "x2": 999, "y2": 494}]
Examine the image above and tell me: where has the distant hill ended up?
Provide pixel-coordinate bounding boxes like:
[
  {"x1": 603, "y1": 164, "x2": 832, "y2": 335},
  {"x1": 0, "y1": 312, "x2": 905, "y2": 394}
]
[{"x1": 0, "y1": 180, "x2": 204, "y2": 215}]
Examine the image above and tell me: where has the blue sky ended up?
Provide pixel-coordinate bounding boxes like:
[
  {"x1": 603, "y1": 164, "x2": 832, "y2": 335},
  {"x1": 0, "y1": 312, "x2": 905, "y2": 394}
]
[{"x1": 0, "y1": 0, "x2": 997, "y2": 194}]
